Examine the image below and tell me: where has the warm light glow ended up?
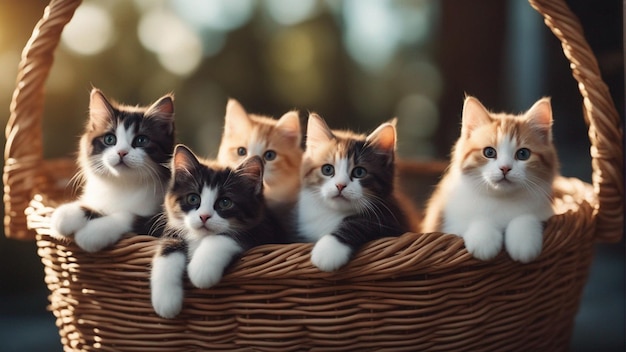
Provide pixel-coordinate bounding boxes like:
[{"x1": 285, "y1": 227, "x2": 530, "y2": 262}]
[
  {"x1": 61, "y1": 3, "x2": 114, "y2": 56},
  {"x1": 138, "y1": 9, "x2": 203, "y2": 76}
]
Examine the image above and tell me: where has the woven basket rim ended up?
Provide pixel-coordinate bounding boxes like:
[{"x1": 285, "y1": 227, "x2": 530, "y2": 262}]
[{"x1": 26, "y1": 170, "x2": 597, "y2": 282}]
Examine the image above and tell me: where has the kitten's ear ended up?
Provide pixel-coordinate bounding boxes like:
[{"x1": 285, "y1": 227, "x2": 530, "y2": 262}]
[
  {"x1": 237, "y1": 156, "x2": 264, "y2": 195},
  {"x1": 88, "y1": 88, "x2": 115, "y2": 131},
  {"x1": 275, "y1": 111, "x2": 302, "y2": 146},
  {"x1": 172, "y1": 144, "x2": 199, "y2": 175},
  {"x1": 224, "y1": 99, "x2": 252, "y2": 136},
  {"x1": 525, "y1": 97, "x2": 553, "y2": 143},
  {"x1": 366, "y1": 122, "x2": 397, "y2": 160},
  {"x1": 461, "y1": 96, "x2": 492, "y2": 137},
  {"x1": 305, "y1": 114, "x2": 334, "y2": 152},
  {"x1": 145, "y1": 94, "x2": 175, "y2": 134}
]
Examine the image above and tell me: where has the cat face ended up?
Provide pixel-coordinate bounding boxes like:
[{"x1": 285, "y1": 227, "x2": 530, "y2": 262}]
[
  {"x1": 79, "y1": 88, "x2": 175, "y2": 181},
  {"x1": 455, "y1": 96, "x2": 558, "y2": 194},
  {"x1": 217, "y1": 99, "x2": 302, "y2": 204},
  {"x1": 165, "y1": 145, "x2": 264, "y2": 241},
  {"x1": 301, "y1": 114, "x2": 396, "y2": 213}
]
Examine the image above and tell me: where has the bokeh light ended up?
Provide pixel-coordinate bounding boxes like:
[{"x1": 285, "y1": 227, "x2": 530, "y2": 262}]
[
  {"x1": 343, "y1": 0, "x2": 399, "y2": 72},
  {"x1": 137, "y1": 8, "x2": 203, "y2": 76},
  {"x1": 265, "y1": 0, "x2": 318, "y2": 26},
  {"x1": 171, "y1": 0, "x2": 255, "y2": 32},
  {"x1": 61, "y1": 3, "x2": 114, "y2": 56}
]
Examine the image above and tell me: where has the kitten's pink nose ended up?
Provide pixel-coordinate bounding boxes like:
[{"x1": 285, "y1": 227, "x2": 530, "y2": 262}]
[
  {"x1": 500, "y1": 166, "x2": 511, "y2": 175},
  {"x1": 118, "y1": 150, "x2": 128, "y2": 158},
  {"x1": 336, "y1": 184, "x2": 346, "y2": 192},
  {"x1": 199, "y1": 214, "x2": 211, "y2": 223}
]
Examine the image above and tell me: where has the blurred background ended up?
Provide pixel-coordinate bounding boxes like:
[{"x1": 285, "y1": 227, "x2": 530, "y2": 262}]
[{"x1": 0, "y1": 0, "x2": 623, "y2": 351}]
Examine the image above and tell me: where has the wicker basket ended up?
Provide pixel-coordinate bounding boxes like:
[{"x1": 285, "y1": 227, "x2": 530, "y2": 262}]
[{"x1": 4, "y1": 0, "x2": 623, "y2": 351}]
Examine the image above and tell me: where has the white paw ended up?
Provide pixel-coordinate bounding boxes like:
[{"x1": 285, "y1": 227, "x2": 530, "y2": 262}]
[
  {"x1": 462, "y1": 222, "x2": 503, "y2": 261},
  {"x1": 50, "y1": 203, "x2": 88, "y2": 237},
  {"x1": 311, "y1": 234, "x2": 353, "y2": 272},
  {"x1": 186, "y1": 235, "x2": 242, "y2": 289},
  {"x1": 151, "y1": 252, "x2": 186, "y2": 319},
  {"x1": 505, "y1": 215, "x2": 543, "y2": 263},
  {"x1": 74, "y1": 216, "x2": 126, "y2": 253},
  {"x1": 187, "y1": 255, "x2": 224, "y2": 289}
]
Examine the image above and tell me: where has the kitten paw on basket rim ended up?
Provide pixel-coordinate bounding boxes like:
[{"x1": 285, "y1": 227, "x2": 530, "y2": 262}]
[
  {"x1": 421, "y1": 95, "x2": 558, "y2": 263},
  {"x1": 49, "y1": 88, "x2": 176, "y2": 252}
]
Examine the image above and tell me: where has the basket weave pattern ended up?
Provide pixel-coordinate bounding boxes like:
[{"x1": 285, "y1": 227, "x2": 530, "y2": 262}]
[{"x1": 4, "y1": 0, "x2": 623, "y2": 351}]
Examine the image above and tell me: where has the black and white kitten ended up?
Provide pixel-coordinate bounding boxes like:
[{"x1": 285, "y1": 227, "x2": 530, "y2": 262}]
[
  {"x1": 50, "y1": 88, "x2": 175, "y2": 252},
  {"x1": 296, "y1": 114, "x2": 411, "y2": 272},
  {"x1": 150, "y1": 145, "x2": 285, "y2": 318}
]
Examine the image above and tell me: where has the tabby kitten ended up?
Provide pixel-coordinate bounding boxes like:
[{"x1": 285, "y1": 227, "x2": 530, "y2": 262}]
[
  {"x1": 217, "y1": 99, "x2": 302, "y2": 212},
  {"x1": 421, "y1": 96, "x2": 558, "y2": 263},
  {"x1": 50, "y1": 88, "x2": 175, "y2": 252},
  {"x1": 151, "y1": 145, "x2": 285, "y2": 318},
  {"x1": 296, "y1": 114, "x2": 411, "y2": 272}
]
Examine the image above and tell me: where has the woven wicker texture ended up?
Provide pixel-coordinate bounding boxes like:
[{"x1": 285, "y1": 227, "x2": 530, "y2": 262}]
[{"x1": 3, "y1": 0, "x2": 623, "y2": 351}]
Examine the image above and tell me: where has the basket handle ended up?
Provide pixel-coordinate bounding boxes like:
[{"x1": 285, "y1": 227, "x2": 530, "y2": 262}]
[
  {"x1": 3, "y1": 0, "x2": 622, "y2": 242},
  {"x1": 4, "y1": 0, "x2": 82, "y2": 239},
  {"x1": 530, "y1": 0, "x2": 623, "y2": 242}
]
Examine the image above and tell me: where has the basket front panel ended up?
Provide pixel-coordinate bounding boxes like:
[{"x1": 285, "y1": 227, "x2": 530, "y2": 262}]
[{"x1": 34, "y1": 203, "x2": 595, "y2": 351}]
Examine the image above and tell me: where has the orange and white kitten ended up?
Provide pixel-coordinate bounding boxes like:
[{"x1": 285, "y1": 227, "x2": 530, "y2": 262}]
[
  {"x1": 421, "y1": 96, "x2": 558, "y2": 263},
  {"x1": 217, "y1": 99, "x2": 302, "y2": 212}
]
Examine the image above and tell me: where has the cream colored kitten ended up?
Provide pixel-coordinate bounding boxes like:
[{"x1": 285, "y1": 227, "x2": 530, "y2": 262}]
[
  {"x1": 422, "y1": 96, "x2": 558, "y2": 263},
  {"x1": 217, "y1": 99, "x2": 302, "y2": 212}
]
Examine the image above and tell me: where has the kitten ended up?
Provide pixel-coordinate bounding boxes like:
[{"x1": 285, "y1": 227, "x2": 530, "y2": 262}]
[
  {"x1": 421, "y1": 96, "x2": 558, "y2": 263},
  {"x1": 50, "y1": 88, "x2": 175, "y2": 252},
  {"x1": 296, "y1": 114, "x2": 411, "y2": 272},
  {"x1": 151, "y1": 145, "x2": 285, "y2": 318},
  {"x1": 217, "y1": 99, "x2": 302, "y2": 212}
]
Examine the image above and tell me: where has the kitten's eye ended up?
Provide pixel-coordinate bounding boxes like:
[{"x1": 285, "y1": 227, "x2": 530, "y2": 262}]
[
  {"x1": 185, "y1": 193, "x2": 201, "y2": 206},
  {"x1": 237, "y1": 147, "x2": 247, "y2": 156},
  {"x1": 516, "y1": 148, "x2": 531, "y2": 160},
  {"x1": 321, "y1": 164, "x2": 335, "y2": 176},
  {"x1": 216, "y1": 197, "x2": 233, "y2": 210},
  {"x1": 351, "y1": 166, "x2": 367, "y2": 178},
  {"x1": 103, "y1": 134, "x2": 117, "y2": 146},
  {"x1": 483, "y1": 147, "x2": 497, "y2": 158},
  {"x1": 264, "y1": 150, "x2": 277, "y2": 161},
  {"x1": 133, "y1": 135, "x2": 150, "y2": 147}
]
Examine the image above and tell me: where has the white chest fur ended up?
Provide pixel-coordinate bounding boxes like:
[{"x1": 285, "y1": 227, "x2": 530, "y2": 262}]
[
  {"x1": 442, "y1": 172, "x2": 553, "y2": 235},
  {"x1": 296, "y1": 188, "x2": 352, "y2": 242},
  {"x1": 81, "y1": 176, "x2": 165, "y2": 216}
]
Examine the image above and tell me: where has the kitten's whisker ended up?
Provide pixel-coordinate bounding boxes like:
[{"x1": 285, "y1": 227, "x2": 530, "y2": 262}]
[
  {"x1": 356, "y1": 195, "x2": 399, "y2": 233},
  {"x1": 149, "y1": 213, "x2": 169, "y2": 236}
]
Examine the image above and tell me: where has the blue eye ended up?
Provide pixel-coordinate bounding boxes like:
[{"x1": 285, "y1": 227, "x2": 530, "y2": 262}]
[
  {"x1": 133, "y1": 135, "x2": 150, "y2": 147},
  {"x1": 216, "y1": 198, "x2": 233, "y2": 210},
  {"x1": 321, "y1": 164, "x2": 334, "y2": 176},
  {"x1": 351, "y1": 166, "x2": 367, "y2": 178},
  {"x1": 264, "y1": 150, "x2": 277, "y2": 161},
  {"x1": 237, "y1": 147, "x2": 247, "y2": 156},
  {"x1": 483, "y1": 147, "x2": 497, "y2": 158},
  {"x1": 516, "y1": 148, "x2": 531, "y2": 160},
  {"x1": 186, "y1": 193, "x2": 201, "y2": 206},
  {"x1": 103, "y1": 134, "x2": 117, "y2": 146}
]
